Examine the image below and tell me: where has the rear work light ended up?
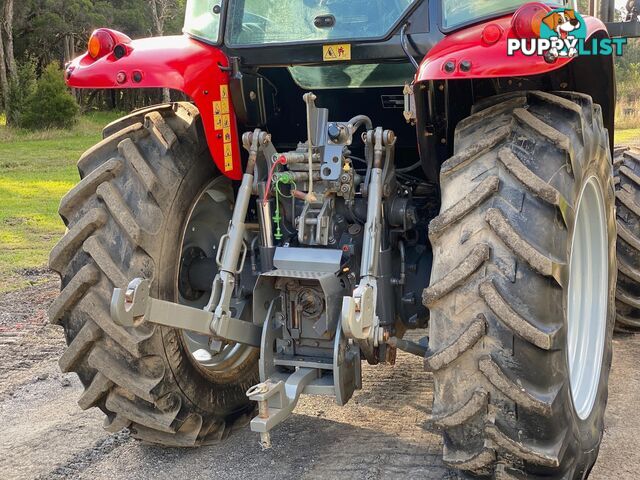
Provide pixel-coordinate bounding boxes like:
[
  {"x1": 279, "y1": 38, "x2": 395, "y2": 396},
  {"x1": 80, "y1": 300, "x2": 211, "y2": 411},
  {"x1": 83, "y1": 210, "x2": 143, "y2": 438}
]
[
  {"x1": 88, "y1": 29, "x2": 115, "y2": 59},
  {"x1": 511, "y1": 2, "x2": 553, "y2": 39}
]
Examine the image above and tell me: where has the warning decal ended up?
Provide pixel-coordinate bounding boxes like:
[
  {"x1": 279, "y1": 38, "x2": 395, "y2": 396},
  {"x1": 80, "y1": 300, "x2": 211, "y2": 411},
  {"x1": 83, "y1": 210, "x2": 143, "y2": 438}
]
[
  {"x1": 212, "y1": 84, "x2": 233, "y2": 172},
  {"x1": 323, "y1": 44, "x2": 351, "y2": 61}
]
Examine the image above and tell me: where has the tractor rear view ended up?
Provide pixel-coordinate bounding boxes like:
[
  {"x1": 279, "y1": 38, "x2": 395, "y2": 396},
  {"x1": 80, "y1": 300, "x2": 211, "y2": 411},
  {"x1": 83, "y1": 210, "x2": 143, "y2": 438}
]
[{"x1": 50, "y1": 0, "x2": 639, "y2": 477}]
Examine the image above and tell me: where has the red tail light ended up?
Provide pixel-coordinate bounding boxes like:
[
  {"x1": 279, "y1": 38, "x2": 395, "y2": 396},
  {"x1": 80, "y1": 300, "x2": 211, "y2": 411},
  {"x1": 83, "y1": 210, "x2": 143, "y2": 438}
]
[
  {"x1": 88, "y1": 29, "x2": 115, "y2": 59},
  {"x1": 511, "y1": 2, "x2": 553, "y2": 39}
]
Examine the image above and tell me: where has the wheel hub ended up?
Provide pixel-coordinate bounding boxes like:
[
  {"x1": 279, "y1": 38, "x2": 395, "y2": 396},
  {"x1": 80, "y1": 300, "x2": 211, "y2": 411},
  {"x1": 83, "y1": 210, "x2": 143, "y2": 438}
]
[
  {"x1": 177, "y1": 177, "x2": 254, "y2": 376},
  {"x1": 567, "y1": 176, "x2": 608, "y2": 420}
]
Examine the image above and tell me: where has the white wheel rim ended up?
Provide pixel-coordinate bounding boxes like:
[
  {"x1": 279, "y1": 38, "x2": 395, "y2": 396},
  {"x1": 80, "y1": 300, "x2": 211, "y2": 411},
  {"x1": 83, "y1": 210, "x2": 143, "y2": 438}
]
[
  {"x1": 567, "y1": 176, "x2": 608, "y2": 420},
  {"x1": 177, "y1": 177, "x2": 254, "y2": 374}
]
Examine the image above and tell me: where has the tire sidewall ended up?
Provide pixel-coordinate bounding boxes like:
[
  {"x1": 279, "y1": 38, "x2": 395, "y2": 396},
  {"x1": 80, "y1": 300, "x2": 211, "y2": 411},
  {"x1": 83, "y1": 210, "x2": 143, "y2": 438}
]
[{"x1": 564, "y1": 136, "x2": 616, "y2": 474}]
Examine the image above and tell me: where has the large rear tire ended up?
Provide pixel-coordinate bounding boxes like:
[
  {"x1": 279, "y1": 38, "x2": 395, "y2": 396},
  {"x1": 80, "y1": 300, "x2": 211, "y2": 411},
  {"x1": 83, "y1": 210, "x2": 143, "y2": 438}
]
[
  {"x1": 614, "y1": 146, "x2": 640, "y2": 332},
  {"x1": 49, "y1": 103, "x2": 258, "y2": 445},
  {"x1": 424, "y1": 91, "x2": 616, "y2": 478}
]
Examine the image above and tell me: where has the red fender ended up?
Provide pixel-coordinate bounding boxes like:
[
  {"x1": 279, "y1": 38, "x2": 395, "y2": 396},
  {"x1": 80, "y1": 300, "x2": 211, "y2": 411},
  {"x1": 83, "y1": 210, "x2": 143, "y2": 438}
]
[
  {"x1": 416, "y1": 13, "x2": 608, "y2": 82},
  {"x1": 66, "y1": 32, "x2": 242, "y2": 180}
]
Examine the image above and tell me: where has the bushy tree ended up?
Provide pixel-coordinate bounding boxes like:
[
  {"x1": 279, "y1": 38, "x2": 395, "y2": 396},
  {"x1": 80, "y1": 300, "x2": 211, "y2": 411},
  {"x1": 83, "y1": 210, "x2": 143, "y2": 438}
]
[
  {"x1": 6, "y1": 58, "x2": 36, "y2": 126},
  {"x1": 20, "y1": 63, "x2": 79, "y2": 129}
]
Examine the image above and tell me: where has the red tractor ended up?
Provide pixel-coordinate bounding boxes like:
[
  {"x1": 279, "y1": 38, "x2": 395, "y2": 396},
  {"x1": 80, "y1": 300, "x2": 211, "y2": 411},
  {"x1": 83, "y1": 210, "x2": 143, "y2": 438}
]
[{"x1": 50, "y1": 1, "x2": 640, "y2": 477}]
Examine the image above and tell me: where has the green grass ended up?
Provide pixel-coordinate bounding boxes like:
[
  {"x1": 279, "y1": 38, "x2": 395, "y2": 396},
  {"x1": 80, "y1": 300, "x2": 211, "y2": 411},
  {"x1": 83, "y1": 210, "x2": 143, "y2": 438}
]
[
  {"x1": 615, "y1": 128, "x2": 640, "y2": 145},
  {"x1": 0, "y1": 111, "x2": 639, "y2": 293},
  {"x1": 0, "y1": 112, "x2": 122, "y2": 292}
]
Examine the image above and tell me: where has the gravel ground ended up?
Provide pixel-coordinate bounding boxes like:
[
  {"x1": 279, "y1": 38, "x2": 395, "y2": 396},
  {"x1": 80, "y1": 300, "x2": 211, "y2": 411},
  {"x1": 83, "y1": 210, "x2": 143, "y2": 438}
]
[{"x1": 0, "y1": 275, "x2": 639, "y2": 479}]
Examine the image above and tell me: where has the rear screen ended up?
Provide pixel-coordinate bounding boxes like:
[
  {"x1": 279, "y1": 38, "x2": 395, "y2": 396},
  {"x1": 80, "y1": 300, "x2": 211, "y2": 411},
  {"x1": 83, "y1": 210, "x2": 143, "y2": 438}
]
[{"x1": 227, "y1": 0, "x2": 416, "y2": 45}]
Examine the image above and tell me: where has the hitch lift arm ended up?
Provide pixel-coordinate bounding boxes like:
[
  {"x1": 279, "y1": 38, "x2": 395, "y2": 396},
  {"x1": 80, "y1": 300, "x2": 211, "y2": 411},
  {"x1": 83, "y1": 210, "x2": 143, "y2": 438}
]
[{"x1": 111, "y1": 277, "x2": 262, "y2": 346}]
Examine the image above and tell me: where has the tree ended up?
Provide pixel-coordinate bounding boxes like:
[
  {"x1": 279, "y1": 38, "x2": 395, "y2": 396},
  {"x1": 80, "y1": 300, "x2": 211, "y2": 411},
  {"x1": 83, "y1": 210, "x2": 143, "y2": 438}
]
[
  {"x1": 20, "y1": 62, "x2": 78, "y2": 129},
  {"x1": 0, "y1": 14, "x2": 7, "y2": 111},
  {"x1": 148, "y1": 0, "x2": 177, "y2": 103},
  {"x1": 2, "y1": 0, "x2": 15, "y2": 81}
]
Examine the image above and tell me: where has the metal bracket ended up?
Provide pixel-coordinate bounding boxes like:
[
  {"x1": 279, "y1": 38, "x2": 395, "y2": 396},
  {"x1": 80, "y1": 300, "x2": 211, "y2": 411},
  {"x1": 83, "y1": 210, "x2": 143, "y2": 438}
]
[
  {"x1": 111, "y1": 278, "x2": 262, "y2": 347},
  {"x1": 247, "y1": 308, "x2": 360, "y2": 448},
  {"x1": 247, "y1": 368, "x2": 317, "y2": 448},
  {"x1": 403, "y1": 83, "x2": 417, "y2": 125}
]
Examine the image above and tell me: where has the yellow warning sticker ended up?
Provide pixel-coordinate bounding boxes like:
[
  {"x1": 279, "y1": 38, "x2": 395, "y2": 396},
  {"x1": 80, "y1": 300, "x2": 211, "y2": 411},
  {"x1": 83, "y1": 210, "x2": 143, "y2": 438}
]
[
  {"x1": 224, "y1": 142, "x2": 233, "y2": 171},
  {"x1": 222, "y1": 114, "x2": 230, "y2": 129},
  {"x1": 223, "y1": 127, "x2": 232, "y2": 143},
  {"x1": 214, "y1": 114, "x2": 222, "y2": 130},
  {"x1": 220, "y1": 84, "x2": 229, "y2": 100},
  {"x1": 213, "y1": 101, "x2": 222, "y2": 116},
  {"x1": 323, "y1": 44, "x2": 351, "y2": 61},
  {"x1": 221, "y1": 97, "x2": 229, "y2": 115}
]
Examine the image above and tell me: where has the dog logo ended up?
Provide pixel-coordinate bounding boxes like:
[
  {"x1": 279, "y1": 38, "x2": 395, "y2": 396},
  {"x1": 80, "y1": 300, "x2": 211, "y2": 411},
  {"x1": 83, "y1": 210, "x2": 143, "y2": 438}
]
[
  {"x1": 542, "y1": 9, "x2": 581, "y2": 39},
  {"x1": 539, "y1": 8, "x2": 586, "y2": 57}
]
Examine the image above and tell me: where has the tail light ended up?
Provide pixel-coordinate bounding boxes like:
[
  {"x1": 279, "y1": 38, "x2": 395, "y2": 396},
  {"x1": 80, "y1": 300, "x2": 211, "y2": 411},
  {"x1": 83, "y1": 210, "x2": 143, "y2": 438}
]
[
  {"x1": 511, "y1": 2, "x2": 553, "y2": 38},
  {"x1": 88, "y1": 29, "x2": 115, "y2": 59}
]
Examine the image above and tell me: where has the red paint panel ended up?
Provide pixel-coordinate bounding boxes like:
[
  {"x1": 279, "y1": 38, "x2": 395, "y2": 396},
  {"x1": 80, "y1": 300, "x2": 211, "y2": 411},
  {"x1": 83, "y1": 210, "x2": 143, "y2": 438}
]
[
  {"x1": 66, "y1": 33, "x2": 242, "y2": 180},
  {"x1": 416, "y1": 14, "x2": 607, "y2": 82}
]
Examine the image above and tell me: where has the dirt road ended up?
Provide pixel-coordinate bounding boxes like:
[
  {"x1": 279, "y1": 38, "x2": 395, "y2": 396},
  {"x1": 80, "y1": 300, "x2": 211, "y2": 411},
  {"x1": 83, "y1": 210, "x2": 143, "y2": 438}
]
[{"x1": 1, "y1": 275, "x2": 639, "y2": 479}]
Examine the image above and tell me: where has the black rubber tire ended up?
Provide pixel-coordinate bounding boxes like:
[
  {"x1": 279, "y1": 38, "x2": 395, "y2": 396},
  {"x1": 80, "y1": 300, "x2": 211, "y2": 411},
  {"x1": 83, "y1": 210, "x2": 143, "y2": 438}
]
[
  {"x1": 613, "y1": 146, "x2": 640, "y2": 332},
  {"x1": 49, "y1": 103, "x2": 258, "y2": 446},
  {"x1": 423, "y1": 91, "x2": 616, "y2": 478}
]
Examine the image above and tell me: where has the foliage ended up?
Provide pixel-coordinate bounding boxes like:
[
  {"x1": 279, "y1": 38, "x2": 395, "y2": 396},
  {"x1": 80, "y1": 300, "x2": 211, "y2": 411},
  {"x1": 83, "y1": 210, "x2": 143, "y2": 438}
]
[
  {"x1": 20, "y1": 63, "x2": 79, "y2": 130},
  {"x1": 6, "y1": 57, "x2": 37, "y2": 126},
  {"x1": 13, "y1": 0, "x2": 186, "y2": 71}
]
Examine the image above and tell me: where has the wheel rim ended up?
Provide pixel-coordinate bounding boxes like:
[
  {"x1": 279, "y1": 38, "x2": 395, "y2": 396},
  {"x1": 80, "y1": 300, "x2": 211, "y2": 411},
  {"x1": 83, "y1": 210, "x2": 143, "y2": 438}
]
[
  {"x1": 567, "y1": 175, "x2": 608, "y2": 420},
  {"x1": 176, "y1": 177, "x2": 254, "y2": 376}
]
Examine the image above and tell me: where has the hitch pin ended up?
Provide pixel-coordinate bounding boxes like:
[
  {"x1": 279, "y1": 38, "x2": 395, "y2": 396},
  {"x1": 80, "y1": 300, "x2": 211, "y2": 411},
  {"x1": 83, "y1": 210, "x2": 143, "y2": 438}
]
[{"x1": 246, "y1": 383, "x2": 271, "y2": 449}]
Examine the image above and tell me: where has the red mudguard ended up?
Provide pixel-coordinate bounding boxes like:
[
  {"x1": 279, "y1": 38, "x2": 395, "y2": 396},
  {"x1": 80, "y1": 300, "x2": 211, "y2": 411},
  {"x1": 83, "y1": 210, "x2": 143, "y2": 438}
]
[
  {"x1": 66, "y1": 33, "x2": 242, "y2": 180},
  {"x1": 416, "y1": 15, "x2": 608, "y2": 82}
]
